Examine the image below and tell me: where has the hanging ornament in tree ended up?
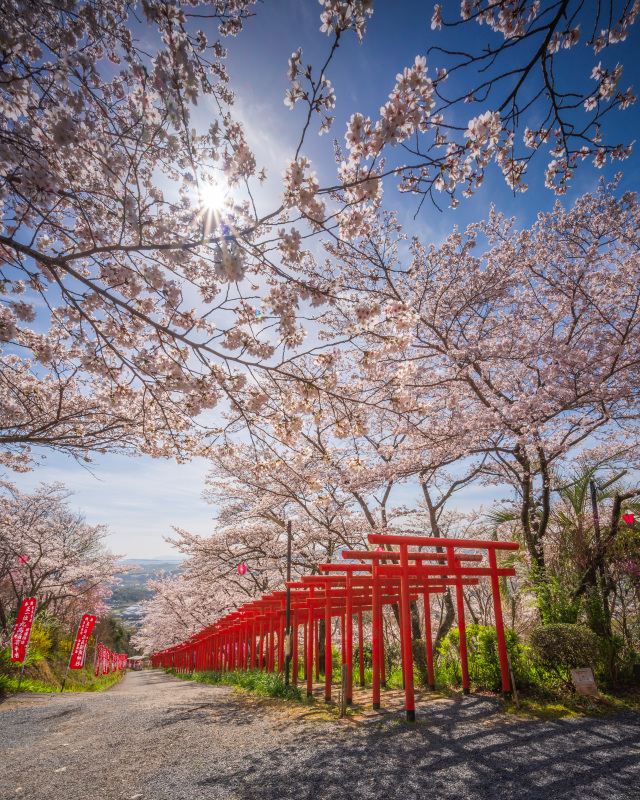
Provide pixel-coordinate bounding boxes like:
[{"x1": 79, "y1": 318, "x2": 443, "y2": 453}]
[
  {"x1": 375, "y1": 547, "x2": 385, "y2": 552},
  {"x1": 623, "y1": 513, "x2": 635, "y2": 526},
  {"x1": 237, "y1": 563, "x2": 247, "y2": 575}
]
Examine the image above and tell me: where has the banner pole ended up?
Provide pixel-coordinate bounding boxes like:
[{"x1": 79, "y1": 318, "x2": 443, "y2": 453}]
[
  {"x1": 93, "y1": 637, "x2": 99, "y2": 683},
  {"x1": 60, "y1": 664, "x2": 70, "y2": 693},
  {"x1": 284, "y1": 520, "x2": 292, "y2": 687},
  {"x1": 61, "y1": 614, "x2": 85, "y2": 692},
  {"x1": 16, "y1": 648, "x2": 28, "y2": 695}
]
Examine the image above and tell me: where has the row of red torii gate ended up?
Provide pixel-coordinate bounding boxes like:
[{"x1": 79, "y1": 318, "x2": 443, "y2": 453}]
[{"x1": 150, "y1": 533, "x2": 519, "y2": 722}]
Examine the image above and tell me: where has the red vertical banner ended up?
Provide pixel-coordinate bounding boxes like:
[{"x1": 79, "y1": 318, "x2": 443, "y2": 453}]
[
  {"x1": 95, "y1": 643, "x2": 102, "y2": 676},
  {"x1": 69, "y1": 614, "x2": 97, "y2": 669},
  {"x1": 11, "y1": 597, "x2": 37, "y2": 663}
]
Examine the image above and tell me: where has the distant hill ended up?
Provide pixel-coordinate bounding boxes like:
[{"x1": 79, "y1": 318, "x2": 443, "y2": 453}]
[
  {"x1": 109, "y1": 587, "x2": 155, "y2": 605},
  {"x1": 118, "y1": 557, "x2": 183, "y2": 567},
  {"x1": 113, "y1": 558, "x2": 183, "y2": 590}
]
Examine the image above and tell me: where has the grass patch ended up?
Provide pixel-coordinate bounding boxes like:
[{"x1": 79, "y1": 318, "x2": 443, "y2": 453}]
[
  {"x1": 0, "y1": 669, "x2": 124, "y2": 695},
  {"x1": 165, "y1": 667, "x2": 311, "y2": 702}
]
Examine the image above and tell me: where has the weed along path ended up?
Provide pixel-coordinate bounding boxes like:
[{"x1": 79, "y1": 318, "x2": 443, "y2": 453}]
[{"x1": 2, "y1": 670, "x2": 640, "y2": 800}]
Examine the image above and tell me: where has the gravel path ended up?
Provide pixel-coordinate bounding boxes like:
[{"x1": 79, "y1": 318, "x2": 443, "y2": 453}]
[{"x1": 1, "y1": 670, "x2": 640, "y2": 800}]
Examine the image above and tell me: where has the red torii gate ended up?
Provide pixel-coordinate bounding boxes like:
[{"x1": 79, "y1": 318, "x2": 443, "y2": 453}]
[
  {"x1": 319, "y1": 556, "x2": 483, "y2": 707},
  {"x1": 149, "y1": 532, "x2": 519, "y2": 723},
  {"x1": 357, "y1": 533, "x2": 518, "y2": 721}
]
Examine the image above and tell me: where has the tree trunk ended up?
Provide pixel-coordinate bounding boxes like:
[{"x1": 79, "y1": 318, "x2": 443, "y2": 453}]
[
  {"x1": 463, "y1": 591, "x2": 479, "y2": 625},
  {"x1": 515, "y1": 444, "x2": 546, "y2": 574},
  {"x1": 434, "y1": 589, "x2": 456, "y2": 657},
  {"x1": 410, "y1": 600, "x2": 422, "y2": 640},
  {"x1": 419, "y1": 476, "x2": 459, "y2": 659},
  {"x1": 0, "y1": 596, "x2": 7, "y2": 634},
  {"x1": 317, "y1": 617, "x2": 326, "y2": 674}
]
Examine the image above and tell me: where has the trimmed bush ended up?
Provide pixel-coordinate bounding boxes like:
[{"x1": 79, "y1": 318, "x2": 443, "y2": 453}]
[{"x1": 530, "y1": 624, "x2": 599, "y2": 688}]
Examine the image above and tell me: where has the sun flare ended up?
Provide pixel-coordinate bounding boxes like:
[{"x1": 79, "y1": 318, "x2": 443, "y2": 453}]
[{"x1": 200, "y1": 180, "x2": 227, "y2": 212}]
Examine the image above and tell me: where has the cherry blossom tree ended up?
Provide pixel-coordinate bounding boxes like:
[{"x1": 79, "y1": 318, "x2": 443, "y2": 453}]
[
  {"x1": 288, "y1": 0, "x2": 639, "y2": 233},
  {"x1": 131, "y1": 571, "x2": 220, "y2": 655},
  {"x1": 0, "y1": 480, "x2": 132, "y2": 634},
  {"x1": 0, "y1": 353, "x2": 212, "y2": 471},
  {"x1": 146, "y1": 389, "x2": 489, "y2": 651},
  {"x1": 421, "y1": 0, "x2": 639, "y2": 198},
  {"x1": 306, "y1": 180, "x2": 640, "y2": 580},
  {"x1": 3, "y1": 0, "x2": 640, "y2": 474},
  {"x1": 0, "y1": 0, "x2": 265, "y2": 466}
]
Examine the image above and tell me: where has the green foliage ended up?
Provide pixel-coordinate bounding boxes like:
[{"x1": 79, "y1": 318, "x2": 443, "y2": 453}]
[
  {"x1": 437, "y1": 624, "x2": 529, "y2": 691},
  {"x1": 166, "y1": 668, "x2": 305, "y2": 701},
  {"x1": 354, "y1": 638, "x2": 404, "y2": 673},
  {"x1": 530, "y1": 624, "x2": 599, "y2": 688},
  {"x1": 99, "y1": 616, "x2": 134, "y2": 654},
  {"x1": 384, "y1": 641, "x2": 402, "y2": 672},
  {"x1": 329, "y1": 645, "x2": 344, "y2": 681},
  {"x1": 384, "y1": 667, "x2": 405, "y2": 689},
  {"x1": 360, "y1": 641, "x2": 373, "y2": 669},
  {"x1": 0, "y1": 622, "x2": 53, "y2": 673},
  {"x1": 531, "y1": 571, "x2": 583, "y2": 625},
  {"x1": 26, "y1": 625, "x2": 52, "y2": 663},
  {"x1": 584, "y1": 585, "x2": 610, "y2": 636},
  {"x1": 0, "y1": 675, "x2": 53, "y2": 694}
]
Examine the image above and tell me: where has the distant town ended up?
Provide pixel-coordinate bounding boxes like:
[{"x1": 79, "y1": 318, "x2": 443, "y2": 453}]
[{"x1": 107, "y1": 559, "x2": 182, "y2": 629}]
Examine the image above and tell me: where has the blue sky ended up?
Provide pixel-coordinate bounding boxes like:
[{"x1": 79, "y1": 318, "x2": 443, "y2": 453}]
[{"x1": 9, "y1": 1, "x2": 640, "y2": 560}]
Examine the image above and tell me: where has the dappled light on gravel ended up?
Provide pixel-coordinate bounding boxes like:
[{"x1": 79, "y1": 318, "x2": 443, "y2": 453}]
[{"x1": 2, "y1": 670, "x2": 640, "y2": 800}]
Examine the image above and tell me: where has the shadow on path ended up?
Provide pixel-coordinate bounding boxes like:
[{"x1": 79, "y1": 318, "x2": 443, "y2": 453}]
[{"x1": 195, "y1": 697, "x2": 640, "y2": 800}]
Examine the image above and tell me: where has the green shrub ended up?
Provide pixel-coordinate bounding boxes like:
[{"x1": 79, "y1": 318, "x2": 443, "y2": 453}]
[
  {"x1": 354, "y1": 640, "x2": 401, "y2": 674},
  {"x1": 437, "y1": 624, "x2": 529, "y2": 691},
  {"x1": 360, "y1": 642, "x2": 373, "y2": 669},
  {"x1": 531, "y1": 572, "x2": 583, "y2": 625},
  {"x1": 412, "y1": 639, "x2": 429, "y2": 683},
  {"x1": 27, "y1": 625, "x2": 52, "y2": 662},
  {"x1": 384, "y1": 641, "x2": 402, "y2": 672},
  {"x1": 530, "y1": 623, "x2": 599, "y2": 688}
]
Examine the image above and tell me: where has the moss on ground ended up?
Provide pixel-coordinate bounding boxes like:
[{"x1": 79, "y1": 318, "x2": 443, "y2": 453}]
[{"x1": 503, "y1": 687, "x2": 640, "y2": 720}]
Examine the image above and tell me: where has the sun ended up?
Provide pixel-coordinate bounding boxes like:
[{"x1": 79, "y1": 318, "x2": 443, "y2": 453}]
[{"x1": 199, "y1": 180, "x2": 227, "y2": 212}]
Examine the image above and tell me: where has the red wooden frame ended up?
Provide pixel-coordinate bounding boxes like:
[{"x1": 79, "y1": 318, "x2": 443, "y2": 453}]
[{"x1": 150, "y1": 534, "x2": 518, "y2": 722}]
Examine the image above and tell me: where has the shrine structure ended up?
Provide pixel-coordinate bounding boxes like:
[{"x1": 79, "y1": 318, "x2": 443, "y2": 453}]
[{"x1": 149, "y1": 533, "x2": 519, "y2": 722}]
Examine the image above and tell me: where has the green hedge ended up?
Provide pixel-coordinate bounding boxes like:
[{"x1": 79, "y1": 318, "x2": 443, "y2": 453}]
[{"x1": 530, "y1": 624, "x2": 599, "y2": 688}]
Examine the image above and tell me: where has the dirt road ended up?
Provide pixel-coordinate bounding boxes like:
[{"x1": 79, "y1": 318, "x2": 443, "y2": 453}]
[{"x1": 1, "y1": 670, "x2": 640, "y2": 800}]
